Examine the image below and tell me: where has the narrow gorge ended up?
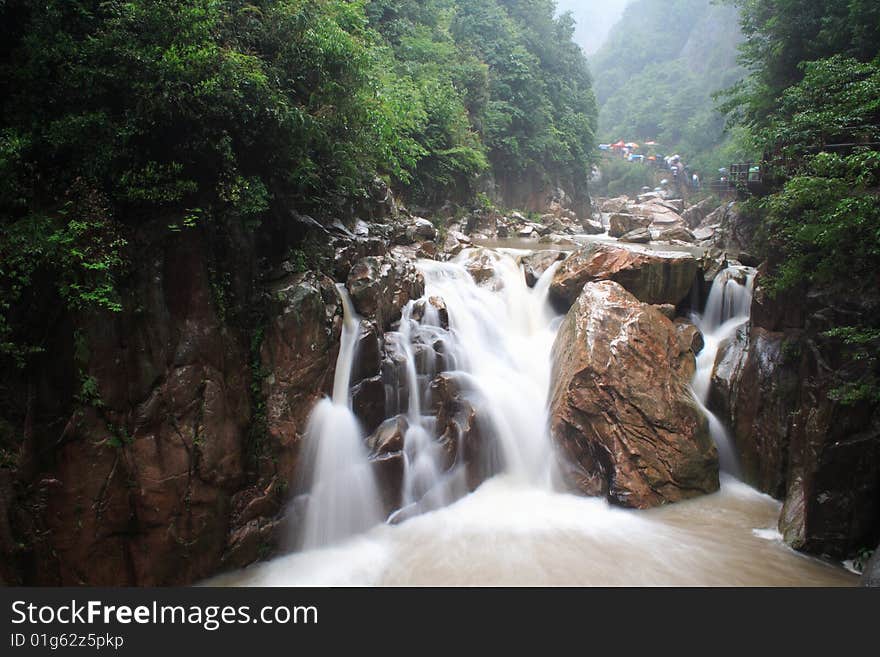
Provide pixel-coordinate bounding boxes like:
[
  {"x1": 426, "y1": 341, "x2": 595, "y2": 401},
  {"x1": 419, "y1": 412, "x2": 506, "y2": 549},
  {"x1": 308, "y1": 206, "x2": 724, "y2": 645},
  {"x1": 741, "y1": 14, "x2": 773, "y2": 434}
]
[{"x1": 1, "y1": 0, "x2": 877, "y2": 590}]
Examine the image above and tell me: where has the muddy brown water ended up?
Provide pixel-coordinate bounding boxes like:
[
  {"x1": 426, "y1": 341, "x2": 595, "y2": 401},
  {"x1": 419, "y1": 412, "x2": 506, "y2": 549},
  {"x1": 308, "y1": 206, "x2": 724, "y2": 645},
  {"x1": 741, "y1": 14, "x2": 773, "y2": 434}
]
[{"x1": 209, "y1": 477, "x2": 855, "y2": 587}]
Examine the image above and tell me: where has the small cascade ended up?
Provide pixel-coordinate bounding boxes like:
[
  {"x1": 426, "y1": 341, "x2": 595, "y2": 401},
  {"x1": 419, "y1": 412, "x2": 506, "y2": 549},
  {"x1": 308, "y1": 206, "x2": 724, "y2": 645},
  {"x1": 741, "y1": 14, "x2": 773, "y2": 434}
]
[
  {"x1": 396, "y1": 303, "x2": 458, "y2": 514},
  {"x1": 692, "y1": 266, "x2": 756, "y2": 474},
  {"x1": 385, "y1": 250, "x2": 562, "y2": 521},
  {"x1": 296, "y1": 284, "x2": 384, "y2": 550}
]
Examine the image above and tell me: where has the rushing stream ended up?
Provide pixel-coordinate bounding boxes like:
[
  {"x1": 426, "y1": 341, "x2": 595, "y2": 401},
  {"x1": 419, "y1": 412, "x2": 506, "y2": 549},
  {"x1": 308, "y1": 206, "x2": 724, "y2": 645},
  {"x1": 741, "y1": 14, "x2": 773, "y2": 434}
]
[
  {"x1": 295, "y1": 285, "x2": 384, "y2": 550},
  {"x1": 692, "y1": 266, "x2": 756, "y2": 475},
  {"x1": 215, "y1": 245, "x2": 855, "y2": 587}
]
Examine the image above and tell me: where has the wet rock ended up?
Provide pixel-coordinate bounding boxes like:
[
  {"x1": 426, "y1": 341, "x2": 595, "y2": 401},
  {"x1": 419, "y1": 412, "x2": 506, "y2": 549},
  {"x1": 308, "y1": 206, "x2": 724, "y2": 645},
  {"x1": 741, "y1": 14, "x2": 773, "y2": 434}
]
[
  {"x1": 601, "y1": 197, "x2": 631, "y2": 214},
  {"x1": 619, "y1": 227, "x2": 652, "y2": 244},
  {"x1": 521, "y1": 250, "x2": 566, "y2": 287},
  {"x1": 351, "y1": 320, "x2": 382, "y2": 385},
  {"x1": 581, "y1": 218, "x2": 605, "y2": 235},
  {"x1": 465, "y1": 210, "x2": 498, "y2": 237},
  {"x1": 539, "y1": 234, "x2": 578, "y2": 248},
  {"x1": 693, "y1": 226, "x2": 716, "y2": 244},
  {"x1": 658, "y1": 226, "x2": 696, "y2": 243},
  {"x1": 352, "y1": 376, "x2": 387, "y2": 437},
  {"x1": 405, "y1": 217, "x2": 438, "y2": 243},
  {"x1": 701, "y1": 202, "x2": 759, "y2": 261},
  {"x1": 412, "y1": 296, "x2": 450, "y2": 330},
  {"x1": 550, "y1": 244, "x2": 699, "y2": 310},
  {"x1": 635, "y1": 200, "x2": 686, "y2": 228},
  {"x1": 655, "y1": 304, "x2": 677, "y2": 320},
  {"x1": 517, "y1": 225, "x2": 538, "y2": 238},
  {"x1": 710, "y1": 280, "x2": 880, "y2": 558},
  {"x1": 347, "y1": 254, "x2": 425, "y2": 330},
  {"x1": 463, "y1": 248, "x2": 503, "y2": 288},
  {"x1": 221, "y1": 519, "x2": 280, "y2": 571},
  {"x1": 609, "y1": 213, "x2": 650, "y2": 238},
  {"x1": 431, "y1": 374, "x2": 496, "y2": 490},
  {"x1": 549, "y1": 281, "x2": 718, "y2": 508},
  {"x1": 367, "y1": 177, "x2": 398, "y2": 219},
  {"x1": 371, "y1": 451, "x2": 404, "y2": 515},
  {"x1": 682, "y1": 198, "x2": 718, "y2": 229},
  {"x1": 861, "y1": 547, "x2": 880, "y2": 587},
  {"x1": 674, "y1": 318, "x2": 704, "y2": 354},
  {"x1": 333, "y1": 236, "x2": 389, "y2": 281},
  {"x1": 368, "y1": 415, "x2": 408, "y2": 456},
  {"x1": 416, "y1": 241, "x2": 438, "y2": 260},
  {"x1": 441, "y1": 230, "x2": 471, "y2": 258},
  {"x1": 262, "y1": 271, "x2": 341, "y2": 484},
  {"x1": 709, "y1": 326, "x2": 792, "y2": 498}
]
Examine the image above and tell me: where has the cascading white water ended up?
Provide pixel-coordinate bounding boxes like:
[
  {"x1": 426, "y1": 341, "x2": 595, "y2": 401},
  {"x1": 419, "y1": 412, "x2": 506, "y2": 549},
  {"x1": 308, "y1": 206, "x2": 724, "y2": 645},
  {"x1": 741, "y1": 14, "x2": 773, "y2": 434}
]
[
  {"x1": 296, "y1": 285, "x2": 384, "y2": 550},
  {"x1": 692, "y1": 266, "x2": 756, "y2": 474},
  {"x1": 385, "y1": 249, "x2": 562, "y2": 520},
  {"x1": 217, "y1": 249, "x2": 855, "y2": 588}
]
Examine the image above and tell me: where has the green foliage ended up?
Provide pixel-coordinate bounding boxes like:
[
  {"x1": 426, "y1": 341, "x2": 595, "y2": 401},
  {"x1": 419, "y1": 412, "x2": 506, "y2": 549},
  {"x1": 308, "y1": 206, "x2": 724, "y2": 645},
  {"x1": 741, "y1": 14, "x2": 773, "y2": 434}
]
[
  {"x1": 368, "y1": 0, "x2": 597, "y2": 204},
  {"x1": 720, "y1": 1, "x2": 880, "y2": 409},
  {"x1": 596, "y1": 158, "x2": 655, "y2": 197},
  {"x1": 76, "y1": 375, "x2": 104, "y2": 409},
  {"x1": 105, "y1": 425, "x2": 133, "y2": 449},
  {"x1": 0, "y1": 0, "x2": 597, "y2": 365},
  {"x1": 760, "y1": 149, "x2": 880, "y2": 293},
  {"x1": 761, "y1": 56, "x2": 880, "y2": 159},
  {"x1": 721, "y1": 0, "x2": 880, "y2": 130},
  {"x1": 823, "y1": 327, "x2": 880, "y2": 406}
]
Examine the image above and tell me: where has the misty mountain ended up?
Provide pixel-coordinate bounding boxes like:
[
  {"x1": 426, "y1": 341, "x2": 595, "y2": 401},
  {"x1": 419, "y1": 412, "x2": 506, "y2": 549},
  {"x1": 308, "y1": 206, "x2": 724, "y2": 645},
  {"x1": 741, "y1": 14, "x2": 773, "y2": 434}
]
[
  {"x1": 555, "y1": 0, "x2": 631, "y2": 55},
  {"x1": 590, "y1": 0, "x2": 748, "y2": 170}
]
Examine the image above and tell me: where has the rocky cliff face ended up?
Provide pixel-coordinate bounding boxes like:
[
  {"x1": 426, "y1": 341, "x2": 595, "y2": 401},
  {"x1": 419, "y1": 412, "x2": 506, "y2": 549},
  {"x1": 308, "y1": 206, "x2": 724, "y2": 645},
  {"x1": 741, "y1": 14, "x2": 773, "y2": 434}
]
[
  {"x1": 2, "y1": 227, "x2": 265, "y2": 585},
  {"x1": 0, "y1": 207, "x2": 395, "y2": 584},
  {"x1": 708, "y1": 275, "x2": 880, "y2": 559}
]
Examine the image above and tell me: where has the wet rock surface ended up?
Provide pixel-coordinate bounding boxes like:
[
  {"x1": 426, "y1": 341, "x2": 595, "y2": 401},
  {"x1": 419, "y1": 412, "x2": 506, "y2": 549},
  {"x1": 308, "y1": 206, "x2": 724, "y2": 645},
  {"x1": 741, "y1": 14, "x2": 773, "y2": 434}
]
[
  {"x1": 347, "y1": 253, "x2": 425, "y2": 330},
  {"x1": 549, "y1": 281, "x2": 719, "y2": 509},
  {"x1": 550, "y1": 243, "x2": 699, "y2": 310},
  {"x1": 708, "y1": 276, "x2": 880, "y2": 559}
]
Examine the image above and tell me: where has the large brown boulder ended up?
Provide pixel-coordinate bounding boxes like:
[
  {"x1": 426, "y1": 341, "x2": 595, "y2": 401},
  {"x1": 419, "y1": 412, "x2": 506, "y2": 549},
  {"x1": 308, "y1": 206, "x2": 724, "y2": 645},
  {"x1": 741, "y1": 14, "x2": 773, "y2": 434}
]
[
  {"x1": 549, "y1": 281, "x2": 719, "y2": 508},
  {"x1": 601, "y1": 196, "x2": 631, "y2": 214},
  {"x1": 682, "y1": 198, "x2": 718, "y2": 229},
  {"x1": 619, "y1": 227, "x2": 652, "y2": 244},
  {"x1": 550, "y1": 244, "x2": 699, "y2": 310}
]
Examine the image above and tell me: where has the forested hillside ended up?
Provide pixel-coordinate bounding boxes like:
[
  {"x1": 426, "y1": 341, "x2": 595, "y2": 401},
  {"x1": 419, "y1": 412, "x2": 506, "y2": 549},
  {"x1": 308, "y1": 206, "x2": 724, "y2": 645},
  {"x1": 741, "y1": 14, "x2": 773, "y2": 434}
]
[
  {"x1": 0, "y1": 0, "x2": 597, "y2": 366},
  {"x1": 591, "y1": 0, "x2": 750, "y2": 170}
]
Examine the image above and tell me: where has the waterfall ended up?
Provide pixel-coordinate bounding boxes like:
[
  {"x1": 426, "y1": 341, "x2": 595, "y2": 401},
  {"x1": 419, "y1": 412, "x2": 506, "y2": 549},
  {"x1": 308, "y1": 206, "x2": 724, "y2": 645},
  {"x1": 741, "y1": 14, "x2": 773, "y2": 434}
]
[
  {"x1": 296, "y1": 284, "x2": 384, "y2": 550},
  {"x1": 692, "y1": 266, "x2": 756, "y2": 475},
  {"x1": 386, "y1": 250, "x2": 562, "y2": 521}
]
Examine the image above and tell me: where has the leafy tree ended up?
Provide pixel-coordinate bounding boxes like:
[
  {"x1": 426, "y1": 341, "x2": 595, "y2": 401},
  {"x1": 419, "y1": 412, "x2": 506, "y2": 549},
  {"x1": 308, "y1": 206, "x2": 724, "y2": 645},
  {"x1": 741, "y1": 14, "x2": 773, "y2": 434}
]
[
  {"x1": 721, "y1": 0, "x2": 880, "y2": 129},
  {"x1": 0, "y1": 0, "x2": 599, "y2": 364}
]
